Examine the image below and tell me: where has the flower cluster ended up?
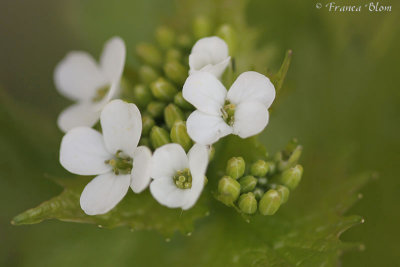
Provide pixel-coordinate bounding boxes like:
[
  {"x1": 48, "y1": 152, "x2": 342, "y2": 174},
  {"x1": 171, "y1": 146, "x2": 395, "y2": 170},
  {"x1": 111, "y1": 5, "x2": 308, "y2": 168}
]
[
  {"x1": 54, "y1": 20, "x2": 295, "y2": 217},
  {"x1": 217, "y1": 139, "x2": 303, "y2": 215}
]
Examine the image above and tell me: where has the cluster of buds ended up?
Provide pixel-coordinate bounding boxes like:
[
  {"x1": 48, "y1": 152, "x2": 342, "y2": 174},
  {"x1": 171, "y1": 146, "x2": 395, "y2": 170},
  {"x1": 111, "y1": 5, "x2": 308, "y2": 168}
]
[
  {"x1": 120, "y1": 25, "x2": 197, "y2": 152},
  {"x1": 217, "y1": 139, "x2": 303, "y2": 215}
]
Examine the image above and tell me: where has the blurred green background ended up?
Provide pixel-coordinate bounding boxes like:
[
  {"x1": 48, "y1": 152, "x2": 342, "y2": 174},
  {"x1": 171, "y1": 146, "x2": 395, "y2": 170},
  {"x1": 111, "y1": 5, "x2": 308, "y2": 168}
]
[{"x1": 1, "y1": 0, "x2": 399, "y2": 266}]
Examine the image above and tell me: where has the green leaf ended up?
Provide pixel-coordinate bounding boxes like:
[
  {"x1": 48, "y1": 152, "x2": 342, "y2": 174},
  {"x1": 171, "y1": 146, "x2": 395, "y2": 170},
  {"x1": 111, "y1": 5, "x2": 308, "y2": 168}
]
[
  {"x1": 12, "y1": 175, "x2": 209, "y2": 237},
  {"x1": 12, "y1": 134, "x2": 372, "y2": 266}
]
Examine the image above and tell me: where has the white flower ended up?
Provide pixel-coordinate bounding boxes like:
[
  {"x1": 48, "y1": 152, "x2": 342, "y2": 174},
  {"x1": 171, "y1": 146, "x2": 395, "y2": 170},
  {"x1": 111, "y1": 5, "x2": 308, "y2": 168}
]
[
  {"x1": 59, "y1": 99, "x2": 151, "y2": 215},
  {"x1": 189, "y1": 36, "x2": 230, "y2": 78},
  {"x1": 182, "y1": 71, "x2": 276, "y2": 145},
  {"x1": 150, "y1": 143, "x2": 208, "y2": 210},
  {"x1": 54, "y1": 37, "x2": 126, "y2": 132}
]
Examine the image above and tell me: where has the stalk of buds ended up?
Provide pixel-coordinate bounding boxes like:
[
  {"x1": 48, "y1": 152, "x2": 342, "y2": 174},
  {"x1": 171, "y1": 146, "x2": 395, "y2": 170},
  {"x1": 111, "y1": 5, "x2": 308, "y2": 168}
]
[{"x1": 217, "y1": 139, "x2": 303, "y2": 215}]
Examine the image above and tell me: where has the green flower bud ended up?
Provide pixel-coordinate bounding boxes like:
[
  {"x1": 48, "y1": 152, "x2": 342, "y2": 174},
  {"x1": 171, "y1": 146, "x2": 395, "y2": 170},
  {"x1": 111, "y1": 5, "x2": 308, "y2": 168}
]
[
  {"x1": 238, "y1": 192, "x2": 257, "y2": 215},
  {"x1": 193, "y1": 16, "x2": 212, "y2": 39},
  {"x1": 155, "y1": 26, "x2": 175, "y2": 49},
  {"x1": 142, "y1": 114, "x2": 155, "y2": 136},
  {"x1": 184, "y1": 110, "x2": 192, "y2": 120},
  {"x1": 275, "y1": 185, "x2": 290, "y2": 204},
  {"x1": 146, "y1": 101, "x2": 166, "y2": 119},
  {"x1": 166, "y1": 48, "x2": 182, "y2": 62},
  {"x1": 258, "y1": 177, "x2": 268, "y2": 186},
  {"x1": 279, "y1": 165, "x2": 303, "y2": 190},
  {"x1": 133, "y1": 84, "x2": 152, "y2": 108},
  {"x1": 136, "y1": 43, "x2": 163, "y2": 67},
  {"x1": 150, "y1": 126, "x2": 171, "y2": 149},
  {"x1": 208, "y1": 145, "x2": 215, "y2": 161},
  {"x1": 150, "y1": 78, "x2": 178, "y2": 102},
  {"x1": 218, "y1": 176, "x2": 241, "y2": 205},
  {"x1": 164, "y1": 104, "x2": 184, "y2": 129},
  {"x1": 216, "y1": 24, "x2": 237, "y2": 55},
  {"x1": 239, "y1": 175, "x2": 257, "y2": 193},
  {"x1": 138, "y1": 137, "x2": 151, "y2": 148},
  {"x1": 250, "y1": 160, "x2": 269, "y2": 177},
  {"x1": 164, "y1": 61, "x2": 188, "y2": 85},
  {"x1": 118, "y1": 77, "x2": 133, "y2": 100},
  {"x1": 177, "y1": 34, "x2": 193, "y2": 50},
  {"x1": 259, "y1": 189, "x2": 281, "y2": 216},
  {"x1": 266, "y1": 161, "x2": 276, "y2": 175},
  {"x1": 226, "y1": 157, "x2": 245, "y2": 179},
  {"x1": 174, "y1": 92, "x2": 193, "y2": 110},
  {"x1": 253, "y1": 187, "x2": 265, "y2": 200},
  {"x1": 276, "y1": 139, "x2": 303, "y2": 171},
  {"x1": 170, "y1": 121, "x2": 192, "y2": 152},
  {"x1": 138, "y1": 65, "x2": 159, "y2": 84}
]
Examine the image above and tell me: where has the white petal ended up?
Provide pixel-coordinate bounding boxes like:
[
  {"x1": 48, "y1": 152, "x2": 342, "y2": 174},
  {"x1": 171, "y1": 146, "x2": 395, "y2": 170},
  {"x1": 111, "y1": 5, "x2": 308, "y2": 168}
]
[
  {"x1": 182, "y1": 144, "x2": 209, "y2": 210},
  {"x1": 151, "y1": 144, "x2": 188, "y2": 180},
  {"x1": 80, "y1": 172, "x2": 130, "y2": 215},
  {"x1": 197, "y1": 56, "x2": 231, "y2": 78},
  {"x1": 100, "y1": 37, "x2": 126, "y2": 82},
  {"x1": 57, "y1": 102, "x2": 101, "y2": 133},
  {"x1": 182, "y1": 72, "x2": 227, "y2": 116},
  {"x1": 186, "y1": 111, "x2": 232, "y2": 145},
  {"x1": 227, "y1": 71, "x2": 276, "y2": 108},
  {"x1": 189, "y1": 52, "x2": 212, "y2": 71},
  {"x1": 130, "y1": 146, "x2": 152, "y2": 193},
  {"x1": 150, "y1": 178, "x2": 186, "y2": 209},
  {"x1": 232, "y1": 101, "x2": 269, "y2": 139},
  {"x1": 60, "y1": 127, "x2": 112, "y2": 175},
  {"x1": 100, "y1": 100, "x2": 142, "y2": 157},
  {"x1": 54, "y1": 51, "x2": 106, "y2": 101},
  {"x1": 190, "y1": 36, "x2": 229, "y2": 68},
  {"x1": 188, "y1": 143, "x2": 209, "y2": 179}
]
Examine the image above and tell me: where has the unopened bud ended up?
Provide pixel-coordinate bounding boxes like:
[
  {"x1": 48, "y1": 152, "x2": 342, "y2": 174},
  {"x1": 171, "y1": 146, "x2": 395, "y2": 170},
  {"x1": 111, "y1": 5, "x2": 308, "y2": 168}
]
[
  {"x1": 155, "y1": 26, "x2": 175, "y2": 49},
  {"x1": 275, "y1": 185, "x2": 290, "y2": 204},
  {"x1": 218, "y1": 176, "x2": 241, "y2": 205},
  {"x1": 253, "y1": 187, "x2": 265, "y2": 200},
  {"x1": 164, "y1": 61, "x2": 188, "y2": 85},
  {"x1": 170, "y1": 121, "x2": 192, "y2": 152},
  {"x1": 136, "y1": 43, "x2": 163, "y2": 67},
  {"x1": 164, "y1": 104, "x2": 184, "y2": 129},
  {"x1": 226, "y1": 157, "x2": 245, "y2": 179},
  {"x1": 147, "y1": 101, "x2": 166, "y2": 119},
  {"x1": 142, "y1": 114, "x2": 155, "y2": 136},
  {"x1": 150, "y1": 78, "x2": 178, "y2": 102},
  {"x1": 257, "y1": 177, "x2": 268, "y2": 186},
  {"x1": 150, "y1": 126, "x2": 171, "y2": 149},
  {"x1": 238, "y1": 192, "x2": 257, "y2": 215},
  {"x1": 266, "y1": 161, "x2": 276, "y2": 175},
  {"x1": 279, "y1": 165, "x2": 303, "y2": 190},
  {"x1": 250, "y1": 160, "x2": 269, "y2": 177},
  {"x1": 174, "y1": 92, "x2": 193, "y2": 110},
  {"x1": 259, "y1": 189, "x2": 281, "y2": 216},
  {"x1": 193, "y1": 16, "x2": 212, "y2": 39},
  {"x1": 207, "y1": 145, "x2": 215, "y2": 161},
  {"x1": 239, "y1": 175, "x2": 257, "y2": 193},
  {"x1": 276, "y1": 138, "x2": 303, "y2": 171},
  {"x1": 177, "y1": 34, "x2": 193, "y2": 50},
  {"x1": 166, "y1": 48, "x2": 182, "y2": 62},
  {"x1": 139, "y1": 65, "x2": 159, "y2": 84},
  {"x1": 216, "y1": 24, "x2": 237, "y2": 55},
  {"x1": 139, "y1": 137, "x2": 151, "y2": 148},
  {"x1": 133, "y1": 84, "x2": 152, "y2": 108}
]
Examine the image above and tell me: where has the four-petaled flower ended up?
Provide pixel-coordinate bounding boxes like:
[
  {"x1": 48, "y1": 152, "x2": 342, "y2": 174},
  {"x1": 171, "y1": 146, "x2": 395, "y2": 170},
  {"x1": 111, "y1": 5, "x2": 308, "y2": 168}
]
[
  {"x1": 59, "y1": 99, "x2": 151, "y2": 215},
  {"x1": 183, "y1": 71, "x2": 276, "y2": 145},
  {"x1": 54, "y1": 37, "x2": 126, "y2": 132},
  {"x1": 189, "y1": 36, "x2": 230, "y2": 78},
  {"x1": 150, "y1": 143, "x2": 208, "y2": 210}
]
